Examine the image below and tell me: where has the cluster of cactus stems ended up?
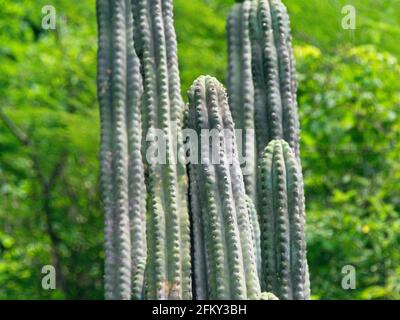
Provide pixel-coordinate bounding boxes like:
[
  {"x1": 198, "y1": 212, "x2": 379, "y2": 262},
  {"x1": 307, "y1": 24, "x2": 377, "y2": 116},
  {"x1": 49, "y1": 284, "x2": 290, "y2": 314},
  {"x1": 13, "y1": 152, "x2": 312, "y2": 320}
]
[
  {"x1": 97, "y1": 0, "x2": 309, "y2": 300},
  {"x1": 227, "y1": 0, "x2": 308, "y2": 299}
]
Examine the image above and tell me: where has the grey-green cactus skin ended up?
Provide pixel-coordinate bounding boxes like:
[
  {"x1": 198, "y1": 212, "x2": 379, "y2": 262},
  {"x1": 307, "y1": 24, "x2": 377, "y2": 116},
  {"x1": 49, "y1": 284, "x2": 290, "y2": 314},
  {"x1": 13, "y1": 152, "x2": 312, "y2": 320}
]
[
  {"x1": 96, "y1": 0, "x2": 147, "y2": 300},
  {"x1": 259, "y1": 292, "x2": 279, "y2": 300},
  {"x1": 187, "y1": 76, "x2": 260, "y2": 300},
  {"x1": 227, "y1": 0, "x2": 257, "y2": 203},
  {"x1": 125, "y1": 0, "x2": 147, "y2": 299},
  {"x1": 259, "y1": 139, "x2": 309, "y2": 300},
  {"x1": 227, "y1": 0, "x2": 301, "y2": 206},
  {"x1": 132, "y1": 0, "x2": 191, "y2": 300}
]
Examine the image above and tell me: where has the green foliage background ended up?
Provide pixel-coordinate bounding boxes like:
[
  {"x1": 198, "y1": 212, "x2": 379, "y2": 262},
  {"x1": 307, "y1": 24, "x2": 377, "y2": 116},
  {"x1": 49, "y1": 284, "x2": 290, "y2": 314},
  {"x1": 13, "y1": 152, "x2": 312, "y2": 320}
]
[{"x1": 0, "y1": 0, "x2": 399, "y2": 299}]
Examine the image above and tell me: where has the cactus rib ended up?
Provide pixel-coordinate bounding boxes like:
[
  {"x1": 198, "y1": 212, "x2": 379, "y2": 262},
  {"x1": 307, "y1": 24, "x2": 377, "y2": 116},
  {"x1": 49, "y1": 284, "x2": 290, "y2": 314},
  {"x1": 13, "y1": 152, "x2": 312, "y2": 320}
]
[
  {"x1": 126, "y1": 0, "x2": 147, "y2": 300},
  {"x1": 97, "y1": 0, "x2": 115, "y2": 300},
  {"x1": 245, "y1": 195, "x2": 262, "y2": 281}
]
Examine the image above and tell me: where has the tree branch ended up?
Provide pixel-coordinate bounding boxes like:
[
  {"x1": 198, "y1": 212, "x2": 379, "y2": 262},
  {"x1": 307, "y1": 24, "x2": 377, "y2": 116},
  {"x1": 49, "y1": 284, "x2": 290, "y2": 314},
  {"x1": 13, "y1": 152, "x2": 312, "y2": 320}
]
[
  {"x1": 0, "y1": 107, "x2": 30, "y2": 146},
  {"x1": 0, "y1": 106, "x2": 69, "y2": 296},
  {"x1": 0, "y1": 107, "x2": 47, "y2": 185},
  {"x1": 47, "y1": 151, "x2": 68, "y2": 191}
]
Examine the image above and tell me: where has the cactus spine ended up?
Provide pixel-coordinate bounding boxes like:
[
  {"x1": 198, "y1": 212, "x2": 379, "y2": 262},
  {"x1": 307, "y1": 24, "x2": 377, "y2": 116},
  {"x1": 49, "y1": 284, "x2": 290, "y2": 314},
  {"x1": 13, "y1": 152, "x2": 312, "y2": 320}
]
[
  {"x1": 96, "y1": 0, "x2": 146, "y2": 300},
  {"x1": 259, "y1": 140, "x2": 309, "y2": 300},
  {"x1": 187, "y1": 76, "x2": 260, "y2": 300},
  {"x1": 133, "y1": 0, "x2": 191, "y2": 299},
  {"x1": 227, "y1": 0, "x2": 301, "y2": 207}
]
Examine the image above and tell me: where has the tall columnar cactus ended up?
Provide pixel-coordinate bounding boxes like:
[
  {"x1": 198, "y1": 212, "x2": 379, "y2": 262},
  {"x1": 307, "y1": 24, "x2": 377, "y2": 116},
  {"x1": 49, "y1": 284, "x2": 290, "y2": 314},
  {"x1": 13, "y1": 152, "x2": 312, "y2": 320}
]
[
  {"x1": 227, "y1": 0, "x2": 301, "y2": 208},
  {"x1": 251, "y1": 0, "x2": 300, "y2": 157},
  {"x1": 132, "y1": 0, "x2": 191, "y2": 299},
  {"x1": 96, "y1": 0, "x2": 146, "y2": 300},
  {"x1": 227, "y1": 0, "x2": 256, "y2": 202},
  {"x1": 187, "y1": 76, "x2": 260, "y2": 300},
  {"x1": 259, "y1": 139, "x2": 309, "y2": 300}
]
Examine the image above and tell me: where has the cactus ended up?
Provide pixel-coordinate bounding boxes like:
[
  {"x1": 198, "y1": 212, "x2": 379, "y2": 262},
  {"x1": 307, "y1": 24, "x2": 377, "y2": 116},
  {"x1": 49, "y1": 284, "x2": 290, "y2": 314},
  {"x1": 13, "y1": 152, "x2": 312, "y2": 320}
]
[
  {"x1": 187, "y1": 76, "x2": 260, "y2": 300},
  {"x1": 96, "y1": 0, "x2": 146, "y2": 300},
  {"x1": 250, "y1": 0, "x2": 300, "y2": 157},
  {"x1": 227, "y1": 0, "x2": 301, "y2": 208},
  {"x1": 133, "y1": 0, "x2": 191, "y2": 300},
  {"x1": 259, "y1": 139, "x2": 309, "y2": 300},
  {"x1": 227, "y1": 0, "x2": 256, "y2": 202}
]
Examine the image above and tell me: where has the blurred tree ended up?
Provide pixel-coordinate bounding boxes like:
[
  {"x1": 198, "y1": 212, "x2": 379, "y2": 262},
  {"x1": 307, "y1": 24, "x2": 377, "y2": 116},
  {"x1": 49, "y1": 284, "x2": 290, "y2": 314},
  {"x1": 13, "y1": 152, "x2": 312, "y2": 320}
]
[
  {"x1": 296, "y1": 45, "x2": 400, "y2": 299},
  {"x1": 0, "y1": 0, "x2": 102, "y2": 299},
  {"x1": 285, "y1": 0, "x2": 400, "y2": 59}
]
